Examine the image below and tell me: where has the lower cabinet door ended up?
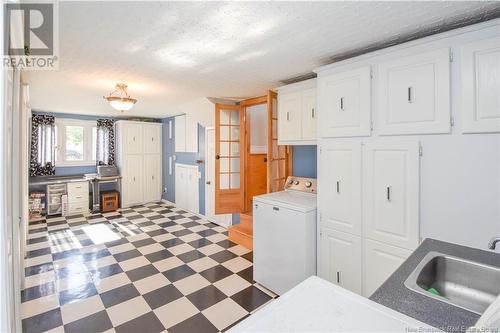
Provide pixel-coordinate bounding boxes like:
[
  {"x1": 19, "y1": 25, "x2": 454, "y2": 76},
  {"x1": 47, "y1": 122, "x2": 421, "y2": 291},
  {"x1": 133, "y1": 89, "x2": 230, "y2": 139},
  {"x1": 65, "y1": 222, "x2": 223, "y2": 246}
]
[
  {"x1": 319, "y1": 227, "x2": 362, "y2": 295},
  {"x1": 363, "y1": 238, "x2": 411, "y2": 297},
  {"x1": 124, "y1": 155, "x2": 143, "y2": 207},
  {"x1": 143, "y1": 154, "x2": 161, "y2": 203}
]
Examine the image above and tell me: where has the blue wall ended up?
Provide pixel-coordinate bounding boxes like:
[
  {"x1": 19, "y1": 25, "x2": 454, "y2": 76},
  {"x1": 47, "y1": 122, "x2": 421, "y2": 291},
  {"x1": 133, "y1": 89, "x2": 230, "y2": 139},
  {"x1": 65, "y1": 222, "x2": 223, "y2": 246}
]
[
  {"x1": 162, "y1": 117, "x2": 206, "y2": 215},
  {"x1": 292, "y1": 145, "x2": 317, "y2": 178}
]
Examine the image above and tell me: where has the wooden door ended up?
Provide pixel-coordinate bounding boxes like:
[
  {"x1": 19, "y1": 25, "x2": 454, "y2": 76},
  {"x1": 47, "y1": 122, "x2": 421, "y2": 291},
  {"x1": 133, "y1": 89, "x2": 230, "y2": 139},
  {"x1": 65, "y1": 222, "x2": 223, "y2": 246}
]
[
  {"x1": 215, "y1": 104, "x2": 245, "y2": 214},
  {"x1": 267, "y1": 90, "x2": 291, "y2": 192}
]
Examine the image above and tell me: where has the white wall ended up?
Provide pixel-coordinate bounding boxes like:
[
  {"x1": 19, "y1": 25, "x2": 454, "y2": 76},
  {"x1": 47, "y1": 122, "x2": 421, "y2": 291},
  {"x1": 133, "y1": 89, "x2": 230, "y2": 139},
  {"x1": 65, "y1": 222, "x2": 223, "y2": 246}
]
[
  {"x1": 175, "y1": 97, "x2": 215, "y2": 127},
  {"x1": 316, "y1": 20, "x2": 500, "y2": 251}
]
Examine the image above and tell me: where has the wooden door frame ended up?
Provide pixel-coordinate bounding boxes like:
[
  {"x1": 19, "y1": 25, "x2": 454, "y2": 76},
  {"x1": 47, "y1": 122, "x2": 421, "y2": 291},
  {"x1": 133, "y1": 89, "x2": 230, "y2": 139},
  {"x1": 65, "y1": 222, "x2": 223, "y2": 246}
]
[
  {"x1": 215, "y1": 103, "x2": 245, "y2": 214},
  {"x1": 241, "y1": 95, "x2": 268, "y2": 212}
]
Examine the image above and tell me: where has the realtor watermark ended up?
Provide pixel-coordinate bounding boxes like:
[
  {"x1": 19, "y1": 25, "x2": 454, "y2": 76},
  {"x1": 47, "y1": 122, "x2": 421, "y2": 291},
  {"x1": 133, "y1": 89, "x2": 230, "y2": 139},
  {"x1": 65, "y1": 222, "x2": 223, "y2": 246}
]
[{"x1": 3, "y1": 1, "x2": 59, "y2": 70}]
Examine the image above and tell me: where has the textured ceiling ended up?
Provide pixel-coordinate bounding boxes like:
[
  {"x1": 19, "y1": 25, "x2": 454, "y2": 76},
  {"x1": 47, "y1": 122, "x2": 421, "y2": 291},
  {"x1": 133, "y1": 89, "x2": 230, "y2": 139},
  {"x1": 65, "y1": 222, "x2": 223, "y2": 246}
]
[{"x1": 24, "y1": 1, "x2": 500, "y2": 118}]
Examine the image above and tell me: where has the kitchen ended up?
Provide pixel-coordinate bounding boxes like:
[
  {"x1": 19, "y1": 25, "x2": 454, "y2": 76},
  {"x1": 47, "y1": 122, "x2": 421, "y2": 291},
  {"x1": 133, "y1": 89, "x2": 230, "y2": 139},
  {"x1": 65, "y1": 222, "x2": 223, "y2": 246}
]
[{"x1": 1, "y1": 2, "x2": 499, "y2": 333}]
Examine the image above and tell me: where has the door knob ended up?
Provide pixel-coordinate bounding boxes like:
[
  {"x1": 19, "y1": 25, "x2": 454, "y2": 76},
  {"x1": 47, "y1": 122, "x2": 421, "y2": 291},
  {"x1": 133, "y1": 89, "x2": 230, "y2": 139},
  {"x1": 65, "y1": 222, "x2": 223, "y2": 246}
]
[
  {"x1": 206, "y1": 181, "x2": 211, "y2": 185},
  {"x1": 215, "y1": 155, "x2": 220, "y2": 160}
]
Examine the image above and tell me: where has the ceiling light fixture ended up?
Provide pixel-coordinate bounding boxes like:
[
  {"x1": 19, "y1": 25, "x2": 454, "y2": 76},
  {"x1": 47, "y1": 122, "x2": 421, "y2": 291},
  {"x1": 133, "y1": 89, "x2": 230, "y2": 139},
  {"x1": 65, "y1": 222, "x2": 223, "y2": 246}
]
[{"x1": 104, "y1": 83, "x2": 137, "y2": 112}]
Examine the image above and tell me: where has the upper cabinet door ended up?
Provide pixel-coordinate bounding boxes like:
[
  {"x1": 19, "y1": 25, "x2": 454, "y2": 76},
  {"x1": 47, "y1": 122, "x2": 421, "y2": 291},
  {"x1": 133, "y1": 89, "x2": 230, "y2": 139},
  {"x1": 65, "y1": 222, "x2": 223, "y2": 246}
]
[
  {"x1": 363, "y1": 141, "x2": 420, "y2": 250},
  {"x1": 175, "y1": 115, "x2": 186, "y2": 152},
  {"x1": 377, "y1": 48, "x2": 451, "y2": 135},
  {"x1": 124, "y1": 123, "x2": 143, "y2": 154},
  {"x1": 143, "y1": 124, "x2": 161, "y2": 154},
  {"x1": 319, "y1": 142, "x2": 362, "y2": 236},
  {"x1": 301, "y1": 88, "x2": 317, "y2": 141},
  {"x1": 461, "y1": 37, "x2": 500, "y2": 134},
  {"x1": 318, "y1": 66, "x2": 371, "y2": 138},
  {"x1": 278, "y1": 91, "x2": 302, "y2": 142}
]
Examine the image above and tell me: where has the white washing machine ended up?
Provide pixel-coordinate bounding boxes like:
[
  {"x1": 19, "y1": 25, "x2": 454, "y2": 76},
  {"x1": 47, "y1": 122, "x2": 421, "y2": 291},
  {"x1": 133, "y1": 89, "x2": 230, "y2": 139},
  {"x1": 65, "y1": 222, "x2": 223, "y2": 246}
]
[{"x1": 253, "y1": 176, "x2": 317, "y2": 295}]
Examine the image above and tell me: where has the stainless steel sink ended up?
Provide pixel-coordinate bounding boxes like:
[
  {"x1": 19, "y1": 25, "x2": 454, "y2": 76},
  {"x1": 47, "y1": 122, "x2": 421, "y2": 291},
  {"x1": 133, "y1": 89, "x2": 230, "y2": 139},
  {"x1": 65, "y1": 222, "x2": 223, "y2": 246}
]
[{"x1": 404, "y1": 251, "x2": 500, "y2": 314}]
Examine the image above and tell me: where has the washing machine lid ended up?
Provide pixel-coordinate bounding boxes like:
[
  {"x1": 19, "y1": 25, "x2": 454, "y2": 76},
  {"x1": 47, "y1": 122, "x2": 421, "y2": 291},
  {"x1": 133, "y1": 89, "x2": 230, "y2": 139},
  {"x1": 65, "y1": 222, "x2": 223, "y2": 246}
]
[{"x1": 253, "y1": 190, "x2": 317, "y2": 213}]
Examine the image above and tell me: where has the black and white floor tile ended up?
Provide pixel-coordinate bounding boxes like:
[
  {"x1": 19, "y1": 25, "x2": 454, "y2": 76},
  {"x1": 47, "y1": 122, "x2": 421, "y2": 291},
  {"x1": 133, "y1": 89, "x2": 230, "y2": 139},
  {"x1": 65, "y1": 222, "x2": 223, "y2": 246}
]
[{"x1": 22, "y1": 202, "x2": 275, "y2": 333}]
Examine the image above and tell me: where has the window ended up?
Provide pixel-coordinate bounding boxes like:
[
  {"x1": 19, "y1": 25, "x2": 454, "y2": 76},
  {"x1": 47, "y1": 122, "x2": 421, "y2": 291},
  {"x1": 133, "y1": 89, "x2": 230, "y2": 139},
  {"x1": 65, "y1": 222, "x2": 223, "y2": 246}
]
[{"x1": 55, "y1": 119, "x2": 97, "y2": 166}]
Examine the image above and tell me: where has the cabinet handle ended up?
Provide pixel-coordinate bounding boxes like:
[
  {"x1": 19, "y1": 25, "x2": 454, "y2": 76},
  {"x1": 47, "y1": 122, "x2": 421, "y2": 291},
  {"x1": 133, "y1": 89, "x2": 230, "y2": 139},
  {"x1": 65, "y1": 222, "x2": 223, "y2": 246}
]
[
  {"x1": 133, "y1": 136, "x2": 136, "y2": 142},
  {"x1": 273, "y1": 207, "x2": 279, "y2": 211},
  {"x1": 408, "y1": 87, "x2": 413, "y2": 103},
  {"x1": 151, "y1": 137, "x2": 154, "y2": 142},
  {"x1": 387, "y1": 186, "x2": 391, "y2": 202},
  {"x1": 152, "y1": 175, "x2": 154, "y2": 180},
  {"x1": 311, "y1": 108, "x2": 315, "y2": 119},
  {"x1": 337, "y1": 271, "x2": 341, "y2": 284},
  {"x1": 133, "y1": 177, "x2": 136, "y2": 182},
  {"x1": 340, "y1": 97, "x2": 344, "y2": 111},
  {"x1": 286, "y1": 111, "x2": 290, "y2": 121},
  {"x1": 336, "y1": 181, "x2": 340, "y2": 193},
  {"x1": 206, "y1": 181, "x2": 211, "y2": 185}
]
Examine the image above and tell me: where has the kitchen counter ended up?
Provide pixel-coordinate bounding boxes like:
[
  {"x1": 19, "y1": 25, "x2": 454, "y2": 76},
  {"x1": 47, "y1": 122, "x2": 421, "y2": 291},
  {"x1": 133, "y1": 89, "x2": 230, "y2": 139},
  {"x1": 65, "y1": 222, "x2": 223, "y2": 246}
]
[
  {"x1": 370, "y1": 238, "x2": 500, "y2": 332},
  {"x1": 230, "y1": 276, "x2": 435, "y2": 332}
]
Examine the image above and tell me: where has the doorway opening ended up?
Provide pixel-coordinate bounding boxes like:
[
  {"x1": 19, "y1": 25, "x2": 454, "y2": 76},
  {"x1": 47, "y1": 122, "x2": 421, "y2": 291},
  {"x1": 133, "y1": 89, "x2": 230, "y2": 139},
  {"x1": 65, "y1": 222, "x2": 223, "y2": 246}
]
[{"x1": 213, "y1": 91, "x2": 292, "y2": 249}]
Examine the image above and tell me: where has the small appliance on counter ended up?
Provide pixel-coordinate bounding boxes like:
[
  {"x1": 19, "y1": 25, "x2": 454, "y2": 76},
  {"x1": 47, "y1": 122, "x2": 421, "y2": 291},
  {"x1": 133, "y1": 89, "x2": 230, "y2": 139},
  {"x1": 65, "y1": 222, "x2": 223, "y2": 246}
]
[
  {"x1": 97, "y1": 165, "x2": 119, "y2": 177},
  {"x1": 253, "y1": 176, "x2": 317, "y2": 295}
]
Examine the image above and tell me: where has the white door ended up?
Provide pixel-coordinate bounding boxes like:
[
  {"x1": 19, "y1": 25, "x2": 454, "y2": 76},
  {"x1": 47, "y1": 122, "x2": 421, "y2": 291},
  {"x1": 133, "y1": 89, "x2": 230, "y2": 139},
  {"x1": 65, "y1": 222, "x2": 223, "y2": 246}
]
[
  {"x1": 378, "y1": 48, "x2": 451, "y2": 135},
  {"x1": 143, "y1": 124, "x2": 161, "y2": 154},
  {"x1": 301, "y1": 88, "x2": 317, "y2": 141},
  {"x1": 363, "y1": 141, "x2": 420, "y2": 250},
  {"x1": 124, "y1": 155, "x2": 143, "y2": 207},
  {"x1": 461, "y1": 37, "x2": 500, "y2": 133},
  {"x1": 278, "y1": 91, "x2": 302, "y2": 142},
  {"x1": 319, "y1": 227, "x2": 362, "y2": 295},
  {"x1": 319, "y1": 141, "x2": 362, "y2": 236},
  {"x1": 205, "y1": 128, "x2": 216, "y2": 221},
  {"x1": 124, "y1": 123, "x2": 143, "y2": 154},
  {"x1": 318, "y1": 66, "x2": 371, "y2": 138},
  {"x1": 143, "y1": 154, "x2": 161, "y2": 203},
  {"x1": 363, "y1": 239, "x2": 411, "y2": 297}
]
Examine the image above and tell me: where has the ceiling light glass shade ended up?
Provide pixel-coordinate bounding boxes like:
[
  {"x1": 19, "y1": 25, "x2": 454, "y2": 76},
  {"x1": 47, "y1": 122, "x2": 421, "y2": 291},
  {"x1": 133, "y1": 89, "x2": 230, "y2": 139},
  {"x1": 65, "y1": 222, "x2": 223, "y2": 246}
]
[
  {"x1": 107, "y1": 96, "x2": 137, "y2": 111},
  {"x1": 104, "y1": 84, "x2": 137, "y2": 112}
]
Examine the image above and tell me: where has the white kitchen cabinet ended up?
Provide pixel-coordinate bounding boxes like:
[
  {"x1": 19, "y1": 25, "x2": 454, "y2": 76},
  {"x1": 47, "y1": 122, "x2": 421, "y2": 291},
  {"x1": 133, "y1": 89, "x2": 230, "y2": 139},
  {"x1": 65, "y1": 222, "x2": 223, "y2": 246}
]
[
  {"x1": 461, "y1": 37, "x2": 500, "y2": 134},
  {"x1": 319, "y1": 227, "x2": 362, "y2": 295},
  {"x1": 123, "y1": 154, "x2": 143, "y2": 207},
  {"x1": 378, "y1": 48, "x2": 451, "y2": 135},
  {"x1": 143, "y1": 123, "x2": 162, "y2": 154},
  {"x1": 278, "y1": 91, "x2": 302, "y2": 142},
  {"x1": 116, "y1": 121, "x2": 162, "y2": 208},
  {"x1": 123, "y1": 122, "x2": 143, "y2": 154},
  {"x1": 277, "y1": 79, "x2": 316, "y2": 145},
  {"x1": 175, "y1": 163, "x2": 199, "y2": 213},
  {"x1": 319, "y1": 142, "x2": 362, "y2": 236},
  {"x1": 175, "y1": 114, "x2": 199, "y2": 152},
  {"x1": 301, "y1": 88, "x2": 317, "y2": 141},
  {"x1": 363, "y1": 141, "x2": 420, "y2": 250},
  {"x1": 363, "y1": 239, "x2": 411, "y2": 297},
  {"x1": 143, "y1": 154, "x2": 162, "y2": 203},
  {"x1": 318, "y1": 66, "x2": 371, "y2": 138}
]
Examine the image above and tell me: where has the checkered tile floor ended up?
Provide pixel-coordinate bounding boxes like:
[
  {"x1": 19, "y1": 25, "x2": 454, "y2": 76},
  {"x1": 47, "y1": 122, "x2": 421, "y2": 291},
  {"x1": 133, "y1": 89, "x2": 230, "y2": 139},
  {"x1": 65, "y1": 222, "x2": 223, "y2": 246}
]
[{"x1": 22, "y1": 202, "x2": 275, "y2": 333}]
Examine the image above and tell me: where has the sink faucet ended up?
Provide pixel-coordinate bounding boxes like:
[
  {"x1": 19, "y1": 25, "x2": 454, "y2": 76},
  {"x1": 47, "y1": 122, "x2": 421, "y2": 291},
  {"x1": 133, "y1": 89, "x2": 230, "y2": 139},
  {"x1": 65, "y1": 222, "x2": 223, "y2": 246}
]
[{"x1": 488, "y1": 237, "x2": 500, "y2": 250}]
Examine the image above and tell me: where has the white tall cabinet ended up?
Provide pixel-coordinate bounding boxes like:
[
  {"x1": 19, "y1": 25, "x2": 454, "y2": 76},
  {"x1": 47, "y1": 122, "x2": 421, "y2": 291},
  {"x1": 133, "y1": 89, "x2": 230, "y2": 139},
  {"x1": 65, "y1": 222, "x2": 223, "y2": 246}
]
[{"x1": 115, "y1": 121, "x2": 162, "y2": 208}]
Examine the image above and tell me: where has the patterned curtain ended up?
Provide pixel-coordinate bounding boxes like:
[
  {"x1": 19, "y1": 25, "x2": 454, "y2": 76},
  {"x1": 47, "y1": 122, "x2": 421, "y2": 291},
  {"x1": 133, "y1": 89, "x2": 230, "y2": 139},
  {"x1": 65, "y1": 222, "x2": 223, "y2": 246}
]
[
  {"x1": 96, "y1": 119, "x2": 115, "y2": 166},
  {"x1": 30, "y1": 114, "x2": 56, "y2": 176}
]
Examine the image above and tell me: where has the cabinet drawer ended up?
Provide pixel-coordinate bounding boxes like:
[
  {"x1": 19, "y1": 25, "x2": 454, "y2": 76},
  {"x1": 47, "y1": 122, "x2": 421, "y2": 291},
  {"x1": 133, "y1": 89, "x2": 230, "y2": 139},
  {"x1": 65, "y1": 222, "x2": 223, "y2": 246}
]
[
  {"x1": 68, "y1": 192, "x2": 88, "y2": 203},
  {"x1": 68, "y1": 201, "x2": 89, "y2": 215},
  {"x1": 67, "y1": 182, "x2": 89, "y2": 195}
]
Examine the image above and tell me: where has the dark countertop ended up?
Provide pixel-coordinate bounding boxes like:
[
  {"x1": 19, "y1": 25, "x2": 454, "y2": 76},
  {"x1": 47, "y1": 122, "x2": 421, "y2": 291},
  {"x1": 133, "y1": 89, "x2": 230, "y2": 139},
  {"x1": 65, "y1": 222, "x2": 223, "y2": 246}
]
[{"x1": 370, "y1": 238, "x2": 500, "y2": 333}]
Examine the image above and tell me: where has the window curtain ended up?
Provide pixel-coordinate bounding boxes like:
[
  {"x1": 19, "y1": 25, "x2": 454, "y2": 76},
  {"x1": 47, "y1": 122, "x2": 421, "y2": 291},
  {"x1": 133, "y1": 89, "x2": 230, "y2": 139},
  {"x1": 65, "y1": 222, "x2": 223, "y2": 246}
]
[
  {"x1": 96, "y1": 119, "x2": 115, "y2": 166},
  {"x1": 30, "y1": 114, "x2": 56, "y2": 176}
]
